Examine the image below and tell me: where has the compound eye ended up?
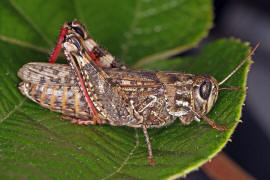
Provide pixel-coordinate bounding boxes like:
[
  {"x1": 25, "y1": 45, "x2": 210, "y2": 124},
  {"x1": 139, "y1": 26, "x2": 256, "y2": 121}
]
[
  {"x1": 72, "y1": 26, "x2": 85, "y2": 38},
  {"x1": 199, "y1": 80, "x2": 212, "y2": 100}
]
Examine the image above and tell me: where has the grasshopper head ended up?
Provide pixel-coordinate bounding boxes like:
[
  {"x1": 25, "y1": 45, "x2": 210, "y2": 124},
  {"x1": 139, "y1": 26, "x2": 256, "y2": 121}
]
[{"x1": 191, "y1": 74, "x2": 219, "y2": 115}]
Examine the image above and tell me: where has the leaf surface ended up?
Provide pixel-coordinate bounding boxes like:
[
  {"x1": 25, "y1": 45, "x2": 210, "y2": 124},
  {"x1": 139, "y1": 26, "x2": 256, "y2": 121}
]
[{"x1": 0, "y1": 0, "x2": 251, "y2": 179}]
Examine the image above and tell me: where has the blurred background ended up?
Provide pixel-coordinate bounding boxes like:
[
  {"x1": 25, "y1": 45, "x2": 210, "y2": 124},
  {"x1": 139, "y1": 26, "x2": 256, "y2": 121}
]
[{"x1": 185, "y1": 0, "x2": 270, "y2": 179}]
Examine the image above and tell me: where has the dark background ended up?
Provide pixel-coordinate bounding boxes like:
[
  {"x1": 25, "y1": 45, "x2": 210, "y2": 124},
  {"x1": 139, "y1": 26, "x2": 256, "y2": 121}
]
[{"x1": 185, "y1": 0, "x2": 270, "y2": 179}]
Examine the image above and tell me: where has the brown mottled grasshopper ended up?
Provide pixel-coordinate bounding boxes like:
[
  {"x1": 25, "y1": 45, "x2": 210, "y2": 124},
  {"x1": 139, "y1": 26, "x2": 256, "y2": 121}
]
[{"x1": 17, "y1": 21, "x2": 259, "y2": 166}]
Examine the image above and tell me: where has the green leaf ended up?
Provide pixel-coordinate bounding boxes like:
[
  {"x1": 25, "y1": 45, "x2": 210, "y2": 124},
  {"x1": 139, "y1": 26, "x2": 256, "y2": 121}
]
[
  {"x1": 0, "y1": 0, "x2": 213, "y2": 66},
  {"x1": 0, "y1": 0, "x2": 251, "y2": 179}
]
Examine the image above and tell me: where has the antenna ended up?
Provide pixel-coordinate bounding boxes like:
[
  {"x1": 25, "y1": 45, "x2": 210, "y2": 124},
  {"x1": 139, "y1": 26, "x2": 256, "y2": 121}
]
[{"x1": 218, "y1": 42, "x2": 260, "y2": 86}]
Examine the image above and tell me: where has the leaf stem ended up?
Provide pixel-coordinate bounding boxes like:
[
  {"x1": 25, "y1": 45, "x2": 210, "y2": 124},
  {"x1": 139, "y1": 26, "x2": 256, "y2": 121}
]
[{"x1": 202, "y1": 152, "x2": 255, "y2": 180}]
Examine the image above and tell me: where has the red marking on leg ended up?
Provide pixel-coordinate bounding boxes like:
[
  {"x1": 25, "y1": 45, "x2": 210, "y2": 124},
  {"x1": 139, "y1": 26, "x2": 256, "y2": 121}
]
[
  {"x1": 61, "y1": 116, "x2": 96, "y2": 125},
  {"x1": 87, "y1": 50, "x2": 102, "y2": 66},
  {"x1": 202, "y1": 115, "x2": 227, "y2": 131},
  {"x1": 148, "y1": 157, "x2": 155, "y2": 166},
  {"x1": 48, "y1": 23, "x2": 101, "y2": 122},
  {"x1": 94, "y1": 58, "x2": 103, "y2": 67},
  {"x1": 69, "y1": 56, "x2": 99, "y2": 117},
  {"x1": 49, "y1": 25, "x2": 68, "y2": 63}
]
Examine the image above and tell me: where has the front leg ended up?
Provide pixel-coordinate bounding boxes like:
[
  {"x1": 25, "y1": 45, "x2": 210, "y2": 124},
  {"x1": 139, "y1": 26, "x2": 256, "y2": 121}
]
[{"x1": 178, "y1": 112, "x2": 198, "y2": 125}]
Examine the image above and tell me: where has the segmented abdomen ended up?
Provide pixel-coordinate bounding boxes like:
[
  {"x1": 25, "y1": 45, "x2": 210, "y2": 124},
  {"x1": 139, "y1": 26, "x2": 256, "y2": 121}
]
[{"x1": 18, "y1": 82, "x2": 91, "y2": 119}]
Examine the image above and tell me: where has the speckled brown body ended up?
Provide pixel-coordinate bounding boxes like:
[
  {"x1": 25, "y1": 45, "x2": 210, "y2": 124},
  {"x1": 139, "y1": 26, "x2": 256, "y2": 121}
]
[
  {"x1": 18, "y1": 62, "x2": 218, "y2": 128},
  {"x1": 18, "y1": 62, "x2": 172, "y2": 127}
]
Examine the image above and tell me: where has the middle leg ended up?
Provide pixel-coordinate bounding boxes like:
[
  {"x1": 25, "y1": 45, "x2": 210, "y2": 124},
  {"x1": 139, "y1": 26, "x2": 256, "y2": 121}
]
[{"x1": 142, "y1": 125, "x2": 155, "y2": 166}]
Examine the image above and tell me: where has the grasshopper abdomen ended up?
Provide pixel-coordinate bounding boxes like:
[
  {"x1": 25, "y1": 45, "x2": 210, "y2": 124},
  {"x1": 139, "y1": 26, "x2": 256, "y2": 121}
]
[{"x1": 18, "y1": 82, "x2": 91, "y2": 119}]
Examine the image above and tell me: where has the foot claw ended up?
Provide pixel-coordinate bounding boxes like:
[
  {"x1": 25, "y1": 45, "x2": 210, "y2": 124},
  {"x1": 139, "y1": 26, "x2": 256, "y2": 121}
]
[{"x1": 149, "y1": 157, "x2": 155, "y2": 166}]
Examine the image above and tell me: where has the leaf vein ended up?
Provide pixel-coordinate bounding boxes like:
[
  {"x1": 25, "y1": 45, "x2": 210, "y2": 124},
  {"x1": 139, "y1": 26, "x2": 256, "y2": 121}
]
[
  {"x1": 0, "y1": 35, "x2": 50, "y2": 54},
  {"x1": 8, "y1": 0, "x2": 53, "y2": 46},
  {"x1": 138, "y1": 0, "x2": 185, "y2": 18},
  {"x1": 13, "y1": 111, "x2": 101, "y2": 177},
  {"x1": 120, "y1": 0, "x2": 142, "y2": 60},
  {"x1": 71, "y1": 0, "x2": 82, "y2": 23},
  {"x1": 102, "y1": 129, "x2": 139, "y2": 180},
  {"x1": 0, "y1": 98, "x2": 26, "y2": 123}
]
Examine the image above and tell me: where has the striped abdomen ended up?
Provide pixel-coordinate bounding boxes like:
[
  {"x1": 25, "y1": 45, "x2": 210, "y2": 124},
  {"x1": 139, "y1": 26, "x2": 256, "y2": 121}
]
[{"x1": 18, "y1": 82, "x2": 91, "y2": 119}]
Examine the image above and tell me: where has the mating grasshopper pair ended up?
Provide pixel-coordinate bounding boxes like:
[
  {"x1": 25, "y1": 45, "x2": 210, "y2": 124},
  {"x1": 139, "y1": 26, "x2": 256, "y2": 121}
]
[{"x1": 18, "y1": 21, "x2": 258, "y2": 166}]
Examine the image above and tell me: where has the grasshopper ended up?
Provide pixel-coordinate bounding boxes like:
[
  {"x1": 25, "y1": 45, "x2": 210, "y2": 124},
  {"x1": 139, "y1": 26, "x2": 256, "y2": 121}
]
[{"x1": 18, "y1": 21, "x2": 258, "y2": 166}]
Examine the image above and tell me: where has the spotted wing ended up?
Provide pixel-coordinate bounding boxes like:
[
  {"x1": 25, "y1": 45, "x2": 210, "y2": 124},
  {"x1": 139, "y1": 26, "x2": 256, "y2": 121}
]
[{"x1": 17, "y1": 62, "x2": 77, "y2": 86}]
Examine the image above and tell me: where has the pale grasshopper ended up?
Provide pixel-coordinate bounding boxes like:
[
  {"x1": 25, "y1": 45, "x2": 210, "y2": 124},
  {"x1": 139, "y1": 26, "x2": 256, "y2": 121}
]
[{"x1": 18, "y1": 21, "x2": 259, "y2": 166}]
